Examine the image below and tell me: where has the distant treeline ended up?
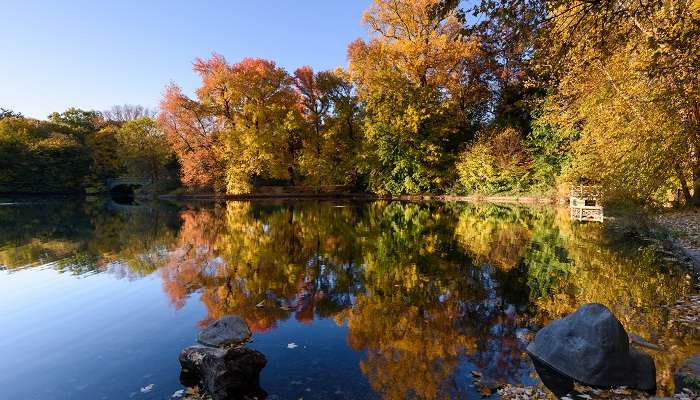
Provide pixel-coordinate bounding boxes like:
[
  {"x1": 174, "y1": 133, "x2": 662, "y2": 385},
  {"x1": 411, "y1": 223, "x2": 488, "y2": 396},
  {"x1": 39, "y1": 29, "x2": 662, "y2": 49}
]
[
  {"x1": 0, "y1": 106, "x2": 177, "y2": 194},
  {"x1": 2, "y1": 0, "x2": 699, "y2": 206}
]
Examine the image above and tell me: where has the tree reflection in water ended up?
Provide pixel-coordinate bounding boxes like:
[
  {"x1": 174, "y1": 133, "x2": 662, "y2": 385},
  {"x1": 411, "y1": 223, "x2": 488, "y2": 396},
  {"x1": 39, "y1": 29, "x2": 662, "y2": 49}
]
[{"x1": 1, "y1": 199, "x2": 698, "y2": 396}]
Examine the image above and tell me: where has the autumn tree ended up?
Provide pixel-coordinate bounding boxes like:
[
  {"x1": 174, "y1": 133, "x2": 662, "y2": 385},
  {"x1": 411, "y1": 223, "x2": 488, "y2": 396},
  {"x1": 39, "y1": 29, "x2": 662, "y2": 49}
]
[
  {"x1": 198, "y1": 56, "x2": 299, "y2": 193},
  {"x1": 471, "y1": 0, "x2": 546, "y2": 132},
  {"x1": 158, "y1": 84, "x2": 225, "y2": 191},
  {"x1": 293, "y1": 67, "x2": 362, "y2": 185},
  {"x1": 348, "y1": 0, "x2": 489, "y2": 195},
  {"x1": 294, "y1": 66, "x2": 331, "y2": 162},
  {"x1": 533, "y1": 0, "x2": 700, "y2": 204},
  {"x1": 158, "y1": 55, "x2": 300, "y2": 193}
]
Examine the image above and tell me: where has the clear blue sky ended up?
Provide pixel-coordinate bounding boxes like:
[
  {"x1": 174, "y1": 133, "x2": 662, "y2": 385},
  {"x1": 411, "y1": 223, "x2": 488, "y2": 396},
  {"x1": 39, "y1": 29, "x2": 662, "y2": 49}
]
[{"x1": 0, "y1": 1, "x2": 369, "y2": 119}]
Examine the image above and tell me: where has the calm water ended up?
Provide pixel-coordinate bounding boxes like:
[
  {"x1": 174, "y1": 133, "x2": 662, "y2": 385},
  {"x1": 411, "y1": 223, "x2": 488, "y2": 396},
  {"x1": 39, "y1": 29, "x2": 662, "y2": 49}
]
[{"x1": 1, "y1": 199, "x2": 698, "y2": 399}]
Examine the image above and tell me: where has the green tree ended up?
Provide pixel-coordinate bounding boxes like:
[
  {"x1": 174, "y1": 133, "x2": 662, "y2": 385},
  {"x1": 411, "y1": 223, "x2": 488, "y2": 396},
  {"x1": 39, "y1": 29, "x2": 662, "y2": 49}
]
[
  {"x1": 48, "y1": 107, "x2": 102, "y2": 140},
  {"x1": 0, "y1": 117, "x2": 91, "y2": 193},
  {"x1": 455, "y1": 126, "x2": 531, "y2": 194},
  {"x1": 116, "y1": 117, "x2": 173, "y2": 180},
  {"x1": 293, "y1": 67, "x2": 362, "y2": 185},
  {"x1": 348, "y1": 0, "x2": 489, "y2": 195}
]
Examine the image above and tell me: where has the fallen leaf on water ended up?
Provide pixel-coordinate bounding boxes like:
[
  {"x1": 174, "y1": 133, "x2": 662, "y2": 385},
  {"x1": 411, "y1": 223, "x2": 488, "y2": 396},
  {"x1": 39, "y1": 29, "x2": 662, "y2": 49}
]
[{"x1": 479, "y1": 386, "x2": 492, "y2": 397}]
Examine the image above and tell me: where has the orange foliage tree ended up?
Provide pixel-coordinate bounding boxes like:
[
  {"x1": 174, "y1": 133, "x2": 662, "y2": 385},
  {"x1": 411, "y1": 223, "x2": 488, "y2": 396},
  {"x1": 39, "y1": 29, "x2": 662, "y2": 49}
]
[
  {"x1": 292, "y1": 66, "x2": 362, "y2": 185},
  {"x1": 158, "y1": 84, "x2": 225, "y2": 190},
  {"x1": 158, "y1": 55, "x2": 301, "y2": 193},
  {"x1": 158, "y1": 54, "x2": 362, "y2": 193}
]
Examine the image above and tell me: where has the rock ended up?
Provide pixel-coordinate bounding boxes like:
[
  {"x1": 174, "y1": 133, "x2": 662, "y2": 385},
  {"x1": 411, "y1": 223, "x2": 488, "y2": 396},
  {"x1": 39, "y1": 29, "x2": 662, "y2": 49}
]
[
  {"x1": 527, "y1": 303, "x2": 656, "y2": 392},
  {"x1": 197, "y1": 315, "x2": 251, "y2": 348},
  {"x1": 179, "y1": 345, "x2": 266, "y2": 400},
  {"x1": 529, "y1": 356, "x2": 576, "y2": 397},
  {"x1": 675, "y1": 354, "x2": 700, "y2": 394}
]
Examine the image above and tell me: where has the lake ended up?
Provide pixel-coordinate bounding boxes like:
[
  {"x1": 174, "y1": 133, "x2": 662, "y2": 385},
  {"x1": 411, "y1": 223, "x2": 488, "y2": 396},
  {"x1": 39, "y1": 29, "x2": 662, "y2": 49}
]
[{"x1": 1, "y1": 199, "x2": 698, "y2": 399}]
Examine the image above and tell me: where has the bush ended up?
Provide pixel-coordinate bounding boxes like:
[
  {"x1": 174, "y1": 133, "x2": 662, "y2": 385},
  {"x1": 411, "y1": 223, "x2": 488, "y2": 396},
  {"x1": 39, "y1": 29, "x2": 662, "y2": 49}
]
[{"x1": 456, "y1": 127, "x2": 531, "y2": 194}]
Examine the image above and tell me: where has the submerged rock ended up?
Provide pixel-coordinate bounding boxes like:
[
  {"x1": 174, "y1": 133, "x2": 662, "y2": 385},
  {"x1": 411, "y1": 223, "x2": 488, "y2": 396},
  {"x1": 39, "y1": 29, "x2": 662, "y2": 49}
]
[
  {"x1": 527, "y1": 303, "x2": 656, "y2": 392},
  {"x1": 197, "y1": 315, "x2": 251, "y2": 347},
  {"x1": 629, "y1": 332, "x2": 664, "y2": 351},
  {"x1": 675, "y1": 354, "x2": 700, "y2": 394},
  {"x1": 179, "y1": 345, "x2": 267, "y2": 400}
]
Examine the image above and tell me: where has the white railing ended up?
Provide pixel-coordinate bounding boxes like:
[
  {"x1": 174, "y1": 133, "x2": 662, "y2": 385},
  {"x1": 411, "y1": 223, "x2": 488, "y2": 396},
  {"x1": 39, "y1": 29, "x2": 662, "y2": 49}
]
[{"x1": 570, "y1": 205, "x2": 604, "y2": 222}]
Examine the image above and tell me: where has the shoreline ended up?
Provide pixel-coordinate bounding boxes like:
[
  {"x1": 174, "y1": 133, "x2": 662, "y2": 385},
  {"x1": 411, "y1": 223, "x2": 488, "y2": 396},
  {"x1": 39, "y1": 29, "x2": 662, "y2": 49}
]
[
  {"x1": 157, "y1": 192, "x2": 558, "y2": 204},
  {"x1": 654, "y1": 211, "x2": 700, "y2": 272}
]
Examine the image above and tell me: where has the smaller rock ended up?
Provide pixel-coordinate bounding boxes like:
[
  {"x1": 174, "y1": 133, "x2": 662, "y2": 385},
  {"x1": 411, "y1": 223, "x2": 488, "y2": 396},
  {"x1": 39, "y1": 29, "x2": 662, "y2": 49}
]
[
  {"x1": 197, "y1": 315, "x2": 251, "y2": 348},
  {"x1": 675, "y1": 354, "x2": 700, "y2": 394},
  {"x1": 179, "y1": 345, "x2": 266, "y2": 400}
]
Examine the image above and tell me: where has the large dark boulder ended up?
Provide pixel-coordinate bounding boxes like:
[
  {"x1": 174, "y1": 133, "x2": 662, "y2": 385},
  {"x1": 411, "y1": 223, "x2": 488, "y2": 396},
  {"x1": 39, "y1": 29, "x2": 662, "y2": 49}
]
[
  {"x1": 675, "y1": 354, "x2": 700, "y2": 394},
  {"x1": 197, "y1": 315, "x2": 251, "y2": 347},
  {"x1": 179, "y1": 345, "x2": 267, "y2": 400},
  {"x1": 527, "y1": 303, "x2": 656, "y2": 392}
]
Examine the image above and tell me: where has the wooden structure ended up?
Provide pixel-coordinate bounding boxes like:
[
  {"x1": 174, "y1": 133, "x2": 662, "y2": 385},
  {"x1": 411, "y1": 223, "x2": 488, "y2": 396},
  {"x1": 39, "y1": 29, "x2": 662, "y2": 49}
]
[{"x1": 569, "y1": 185, "x2": 604, "y2": 222}]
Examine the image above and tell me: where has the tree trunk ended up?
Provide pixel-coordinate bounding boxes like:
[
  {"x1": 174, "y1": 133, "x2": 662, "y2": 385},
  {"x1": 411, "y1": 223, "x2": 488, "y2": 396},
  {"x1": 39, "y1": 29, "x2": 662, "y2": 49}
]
[
  {"x1": 691, "y1": 165, "x2": 700, "y2": 207},
  {"x1": 676, "y1": 164, "x2": 692, "y2": 204},
  {"x1": 315, "y1": 120, "x2": 321, "y2": 159}
]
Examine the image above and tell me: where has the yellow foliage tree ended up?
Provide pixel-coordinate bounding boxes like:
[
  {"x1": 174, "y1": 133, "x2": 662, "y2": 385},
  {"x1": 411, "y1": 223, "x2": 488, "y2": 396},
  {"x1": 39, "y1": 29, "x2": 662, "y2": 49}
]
[{"x1": 348, "y1": 0, "x2": 489, "y2": 194}]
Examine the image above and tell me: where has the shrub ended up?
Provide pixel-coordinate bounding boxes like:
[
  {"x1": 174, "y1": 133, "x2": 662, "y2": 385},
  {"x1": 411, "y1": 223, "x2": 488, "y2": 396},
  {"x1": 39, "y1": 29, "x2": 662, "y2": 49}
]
[{"x1": 456, "y1": 127, "x2": 531, "y2": 194}]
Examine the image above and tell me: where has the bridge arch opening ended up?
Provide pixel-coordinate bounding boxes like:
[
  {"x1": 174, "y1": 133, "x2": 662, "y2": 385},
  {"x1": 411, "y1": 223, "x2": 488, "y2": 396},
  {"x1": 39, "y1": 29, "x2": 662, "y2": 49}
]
[{"x1": 110, "y1": 184, "x2": 141, "y2": 204}]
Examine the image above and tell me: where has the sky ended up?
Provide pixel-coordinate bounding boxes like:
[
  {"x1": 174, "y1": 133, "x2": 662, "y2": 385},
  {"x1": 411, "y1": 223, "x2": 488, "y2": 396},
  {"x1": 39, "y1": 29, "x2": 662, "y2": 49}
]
[{"x1": 0, "y1": 1, "x2": 369, "y2": 119}]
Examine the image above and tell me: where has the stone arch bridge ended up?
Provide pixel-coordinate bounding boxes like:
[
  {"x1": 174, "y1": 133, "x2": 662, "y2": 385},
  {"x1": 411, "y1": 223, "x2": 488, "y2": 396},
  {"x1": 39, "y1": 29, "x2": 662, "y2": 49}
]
[{"x1": 106, "y1": 176, "x2": 154, "y2": 192}]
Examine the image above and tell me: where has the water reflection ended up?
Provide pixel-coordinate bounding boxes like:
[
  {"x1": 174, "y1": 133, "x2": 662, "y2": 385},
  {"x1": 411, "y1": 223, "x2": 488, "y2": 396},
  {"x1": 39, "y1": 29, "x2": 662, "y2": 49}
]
[{"x1": 0, "y1": 199, "x2": 698, "y2": 397}]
